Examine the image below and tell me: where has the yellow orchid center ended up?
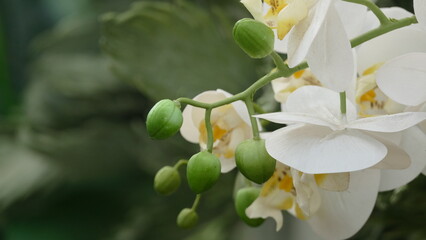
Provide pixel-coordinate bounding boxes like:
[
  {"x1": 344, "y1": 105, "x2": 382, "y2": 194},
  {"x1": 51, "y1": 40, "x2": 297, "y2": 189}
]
[
  {"x1": 272, "y1": 69, "x2": 320, "y2": 103},
  {"x1": 260, "y1": 169, "x2": 296, "y2": 210},
  {"x1": 199, "y1": 121, "x2": 228, "y2": 143},
  {"x1": 356, "y1": 62, "x2": 403, "y2": 117},
  {"x1": 293, "y1": 69, "x2": 305, "y2": 79},
  {"x1": 265, "y1": 0, "x2": 288, "y2": 19},
  {"x1": 360, "y1": 89, "x2": 376, "y2": 103},
  {"x1": 362, "y1": 62, "x2": 384, "y2": 76}
]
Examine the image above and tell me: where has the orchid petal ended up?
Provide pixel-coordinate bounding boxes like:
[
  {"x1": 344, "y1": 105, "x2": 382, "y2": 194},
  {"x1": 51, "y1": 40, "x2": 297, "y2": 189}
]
[
  {"x1": 265, "y1": 124, "x2": 387, "y2": 174},
  {"x1": 376, "y1": 53, "x2": 426, "y2": 106},
  {"x1": 180, "y1": 91, "x2": 226, "y2": 142},
  {"x1": 379, "y1": 126, "x2": 426, "y2": 191},
  {"x1": 348, "y1": 112, "x2": 426, "y2": 132},
  {"x1": 274, "y1": 29, "x2": 289, "y2": 53},
  {"x1": 370, "y1": 134, "x2": 410, "y2": 170},
  {"x1": 241, "y1": 0, "x2": 264, "y2": 22},
  {"x1": 255, "y1": 112, "x2": 337, "y2": 129},
  {"x1": 307, "y1": 169, "x2": 380, "y2": 240},
  {"x1": 306, "y1": 4, "x2": 354, "y2": 92},
  {"x1": 414, "y1": 0, "x2": 426, "y2": 28},
  {"x1": 277, "y1": 0, "x2": 310, "y2": 40},
  {"x1": 357, "y1": 27, "x2": 426, "y2": 74},
  {"x1": 315, "y1": 172, "x2": 350, "y2": 191},
  {"x1": 335, "y1": 0, "x2": 368, "y2": 39},
  {"x1": 287, "y1": 0, "x2": 332, "y2": 67},
  {"x1": 246, "y1": 194, "x2": 287, "y2": 231},
  {"x1": 286, "y1": 86, "x2": 357, "y2": 122},
  {"x1": 220, "y1": 156, "x2": 237, "y2": 173}
]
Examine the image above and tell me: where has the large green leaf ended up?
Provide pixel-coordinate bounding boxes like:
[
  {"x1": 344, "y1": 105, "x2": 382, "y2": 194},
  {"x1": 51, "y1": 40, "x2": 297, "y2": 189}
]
[{"x1": 100, "y1": 1, "x2": 260, "y2": 101}]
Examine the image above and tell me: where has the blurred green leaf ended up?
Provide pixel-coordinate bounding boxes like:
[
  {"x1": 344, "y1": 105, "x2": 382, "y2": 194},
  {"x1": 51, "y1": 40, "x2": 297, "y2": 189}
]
[{"x1": 100, "y1": 1, "x2": 261, "y2": 101}]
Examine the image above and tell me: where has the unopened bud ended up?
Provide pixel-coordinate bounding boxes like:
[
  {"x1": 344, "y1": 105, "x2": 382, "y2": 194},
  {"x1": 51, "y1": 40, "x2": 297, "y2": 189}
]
[
  {"x1": 146, "y1": 99, "x2": 183, "y2": 139},
  {"x1": 187, "y1": 151, "x2": 221, "y2": 193},
  {"x1": 235, "y1": 187, "x2": 264, "y2": 227},
  {"x1": 154, "y1": 166, "x2": 181, "y2": 195},
  {"x1": 235, "y1": 139, "x2": 276, "y2": 184},
  {"x1": 233, "y1": 18, "x2": 274, "y2": 59},
  {"x1": 177, "y1": 208, "x2": 198, "y2": 229}
]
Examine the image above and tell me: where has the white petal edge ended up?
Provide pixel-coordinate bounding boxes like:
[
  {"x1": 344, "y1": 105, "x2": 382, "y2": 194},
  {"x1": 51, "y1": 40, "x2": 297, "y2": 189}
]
[
  {"x1": 307, "y1": 169, "x2": 380, "y2": 240},
  {"x1": 246, "y1": 197, "x2": 284, "y2": 231},
  {"x1": 414, "y1": 0, "x2": 426, "y2": 29},
  {"x1": 306, "y1": 4, "x2": 354, "y2": 92},
  {"x1": 240, "y1": 0, "x2": 264, "y2": 22},
  {"x1": 379, "y1": 126, "x2": 426, "y2": 191},
  {"x1": 265, "y1": 124, "x2": 387, "y2": 174},
  {"x1": 334, "y1": 0, "x2": 368, "y2": 39},
  {"x1": 357, "y1": 27, "x2": 426, "y2": 75},
  {"x1": 287, "y1": 0, "x2": 332, "y2": 67},
  {"x1": 255, "y1": 112, "x2": 337, "y2": 129},
  {"x1": 348, "y1": 112, "x2": 426, "y2": 133},
  {"x1": 376, "y1": 52, "x2": 426, "y2": 106},
  {"x1": 370, "y1": 134, "x2": 410, "y2": 170},
  {"x1": 286, "y1": 86, "x2": 357, "y2": 122}
]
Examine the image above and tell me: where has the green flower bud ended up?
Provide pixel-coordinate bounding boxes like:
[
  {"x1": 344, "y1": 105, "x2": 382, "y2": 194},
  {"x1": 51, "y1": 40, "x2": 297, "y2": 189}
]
[
  {"x1": 235, "y1": 187, "x2": 264, "y2": 227},
  {"x1": 187, "y1": 151, "x2": 221, "y2": 193},
  {"x1": 146, "y1": 99, "x2": 183, "y2": 139},
  {"x1": 235, "y1": 139, "x2": 276, "y2": 184},
  {"x1": 177, "y1": 208, "x2": 198, "y2": 229},
  {"x1": 233, "y1": 18, "x2": 275, "y2": 59},
  {"x1": 154, "y1": 166, "x2": 181, "y2": 195}
]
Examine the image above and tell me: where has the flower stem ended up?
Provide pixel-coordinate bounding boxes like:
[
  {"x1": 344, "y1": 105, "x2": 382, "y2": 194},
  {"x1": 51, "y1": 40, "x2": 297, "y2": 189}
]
[
  {"x1": 204, "y1": 108, "x2": 214, "y2": 153},
  {"x1": 175, "y1": 16, "x2": 417, "y2": 120},
  {"x1": 191, "y1": 194, "x2": 201, "y2": 210},
  {"x1": 343, "y1": 0, "x2": 391, "y2": 25},
  {"x1": 351, "y1": 16, "x2": 417, "y2": 48},
  {"x1": 244, "y1": 96, "x2": 261, "y2": 140},
  {"x1": 340, "y1": 91, "x2": 347, "y2": 114},
  {"x1": 270, "y1": 51, "x2": 288, "y2": 72},
  {"x1": 173, "y1": 159, "x2": 188, "y2": 170}
]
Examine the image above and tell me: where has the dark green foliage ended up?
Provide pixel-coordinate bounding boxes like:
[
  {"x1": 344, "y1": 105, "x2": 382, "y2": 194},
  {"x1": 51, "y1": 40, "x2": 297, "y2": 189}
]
[{"x1": 100, "y1": 1, "x2": 260, "y2": 101}]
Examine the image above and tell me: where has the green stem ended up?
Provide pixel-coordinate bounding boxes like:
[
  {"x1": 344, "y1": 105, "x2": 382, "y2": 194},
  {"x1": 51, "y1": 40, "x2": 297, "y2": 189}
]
[
  {"x1": 253, "y1": 103, "x2": 266, "y2": 114},
  {"x1": 270, "y1": 51, "x2": 288, "y2": 72},
  {"x1": 343, "y1": 0, "x2": 391, "y2": 25},
  {"x1": 351, "y1": 16, "x2": 417, "y2": 48},
  {"x1": 176, "y1": 16, "x2": 417, "y2": 117},
  {"x1": 205, "y1": 108, "x2": 214, "y2": 153},
  {"x1": 173, "y1": 159, "x2": 188, "y2": 170},
  {"x1": 244, "y1": 96, "x2": 260, "y2": 140},
  {"x1": 191, "y1": 194, "x2": 201, "y2": 210},
  {"x1": 340, "y1": 91, "x2": 347, "y2": 114}
]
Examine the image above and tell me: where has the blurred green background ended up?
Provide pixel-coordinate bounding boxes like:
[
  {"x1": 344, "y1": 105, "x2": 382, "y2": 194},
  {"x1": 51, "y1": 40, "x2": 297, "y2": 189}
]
[{"x1": 0, "y1": 0, "x2": 424, "y2": 239}]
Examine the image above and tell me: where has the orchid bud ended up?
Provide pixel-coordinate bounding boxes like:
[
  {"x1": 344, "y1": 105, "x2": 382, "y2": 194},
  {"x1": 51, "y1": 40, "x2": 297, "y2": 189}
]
[
  {"x1": 187, "y1": 151, "x2": 221, "y2": 193},
  {"x1": 235, "y1": 187, "x2": 264, "y2": 227},
  {"x1": 177, "y1": 208, "x2": 198, "y2": 229},
  {"x1": 154, "y1": 166, "x2": 181, "y2": 195},
  {"x1": 235, "y1": 139, "x2": 276, "y2": 184},
  {"x1": 233, "y1": 18, "x2": 274, "y2": 59},
  {"x1": 146, "y1": 99, "x2": 183, "y2": 139}
]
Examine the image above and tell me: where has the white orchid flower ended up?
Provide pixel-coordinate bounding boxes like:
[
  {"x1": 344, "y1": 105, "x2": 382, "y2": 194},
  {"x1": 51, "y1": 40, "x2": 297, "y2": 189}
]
[
  {"x1": 180, "y1": 90, "x2": 252, "y2": 173},
  {"x1": 357, "y1": 22, "x2": 426, "y2": 185},
  {"x1": 241, "y1": 0, "x2": 356, "y2": 92},
  {"x1": 246, "y1": 162, "x2": 381, "y2": 239},
  {"x1": 256, "y1": 86, "x2": 426, "y2": 174}
]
